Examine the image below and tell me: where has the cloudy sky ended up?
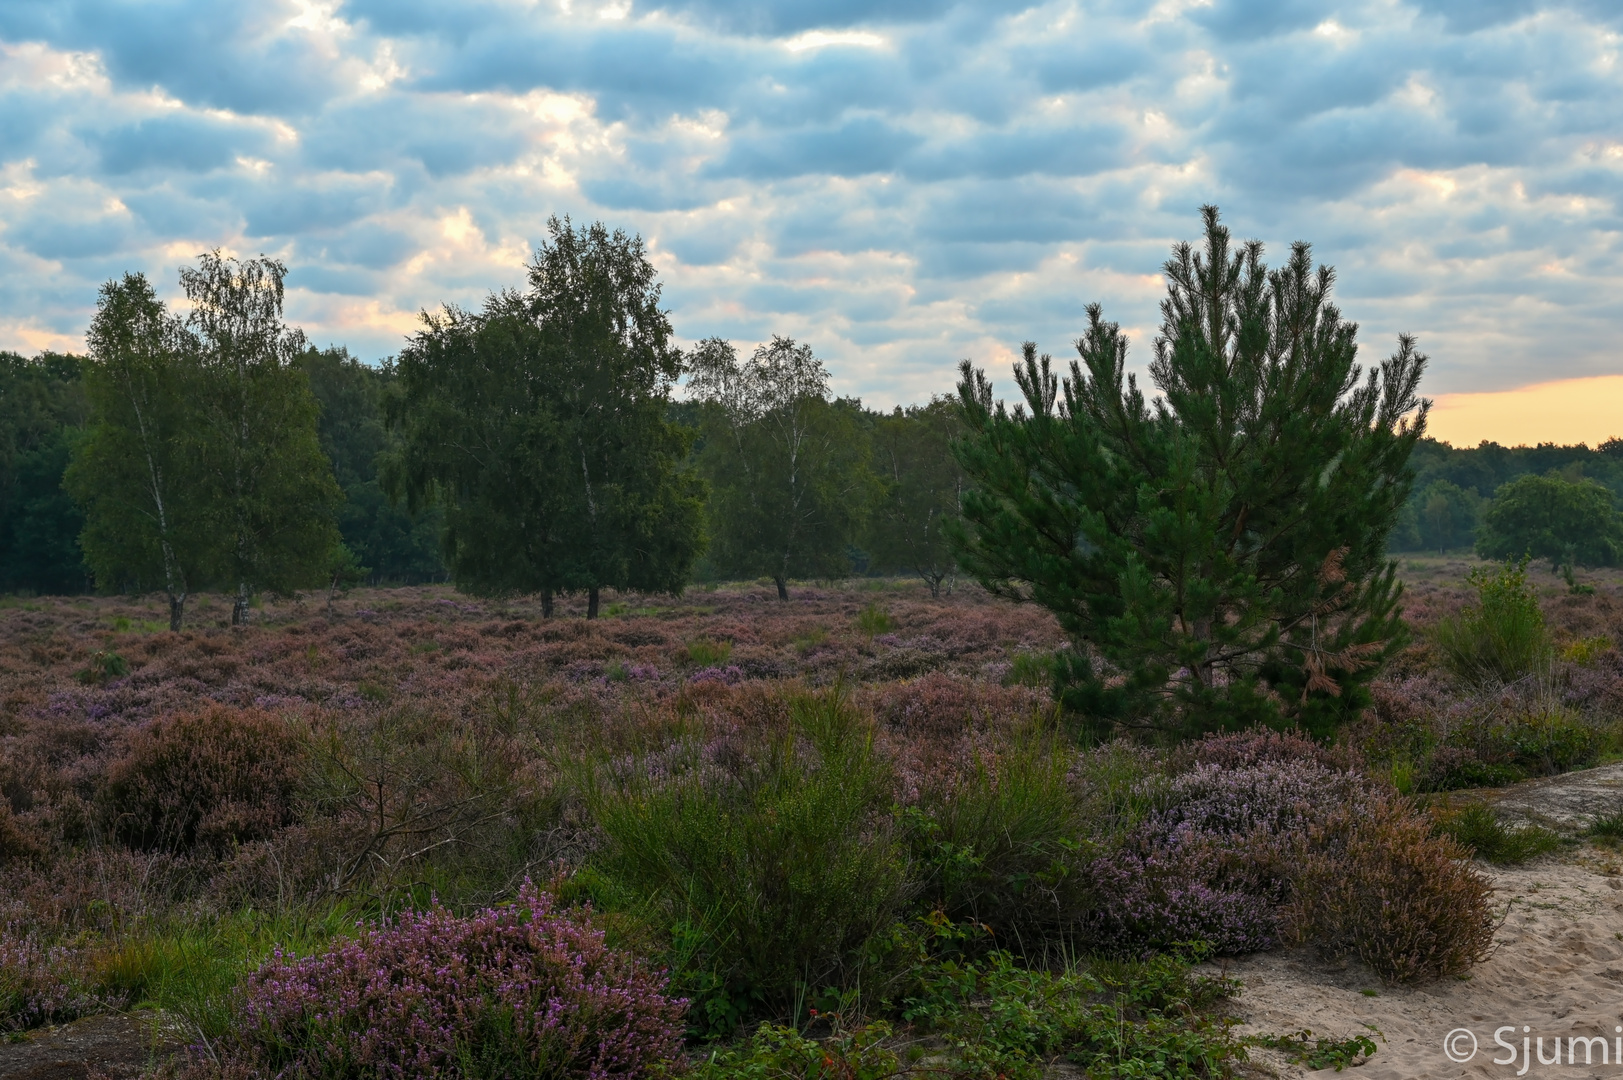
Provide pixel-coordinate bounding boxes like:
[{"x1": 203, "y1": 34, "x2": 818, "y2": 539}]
[{"x1": 1, "y1": 0, "x2": 1620, "y2": 442}]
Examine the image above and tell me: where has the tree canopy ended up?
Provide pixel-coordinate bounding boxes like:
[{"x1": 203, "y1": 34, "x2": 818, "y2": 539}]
[
  {"x1": 66, "y1": 259, "x2": 340, "y2": 629},
  {"x1": 1475, "y1": 472, "x2": 1621, "y2": 569},
  {"x1": 952, "y1": 206, "x2": 1428, "y2": 737},
  {"x1": 688, "y1": 336, "x2": 874, "y2": 599},
  {"x1": 390, "y1": 217, "x2": 705, "y2": 615}
]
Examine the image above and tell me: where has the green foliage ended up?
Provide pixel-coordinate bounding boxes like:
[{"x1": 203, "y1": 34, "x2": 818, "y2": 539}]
[
  {"x1": 182, "y1": 252, "x2": 344, "y2": 623},
  {"x1": 1430, "y1": 802, "x2": 1562, "y2": 865},
  {"x1": 689, "y1": 1020, "x2": 900, "y2": 1080},
  {"x1": 866, "y1": 399, "x2": 963, "y2": 597},
  {"x1": 951, "y1": 207, "x2": 1427, "y2": 738},
  {"x1": 1476, "y1": 472, "x2": 1622, "y2": 568},
  {"x1": 390, "y1": 217, "x2": 705, "y2": 614},
  {"x1": 1002, "y1": 651, "x2": 1056, "y2": 689},
  {"x1": 1415, "y1": 479, "x2": 1480, "y2": 553},
  {"x1": 1430, "y1": 558, "x2": 1552, "y2": 685},
  {"x1": 904, "y1": 730, "x2": 1083, "y2": 936},
  {"x1": 1249, "y1": 1029, "x2": 1380, "y2": 1072},
  {"x1": 687, "y1": 638, "x2": 734, "y2": 666},
  {"x1": 297, "y1": 346, "x2": 445, "y2": 583},
  {"x1": 1584, "y1": 805, "x2": 1623, "y2": 841},
  {"x1": 589, "y1": 690, "x2": 910, "y2": 1030},
  {"x1": 74, "y1": 649, "x2": 128, "y2": 685},
  {"x1": 901, "y1": 947, "x2": 1246, "y2": 1080},
  {"x1": 856, "y1": 603, "x2": 893, "y2": 638},
  {"x1": 0, "y1": 351, "x2": 90, "y2": 595},
  {"x1": 66, "y1": 273, "x2": 214, "y2": 629},
  {"x1": 689, "y1": 337, "x2": 876, "y2": 599}
]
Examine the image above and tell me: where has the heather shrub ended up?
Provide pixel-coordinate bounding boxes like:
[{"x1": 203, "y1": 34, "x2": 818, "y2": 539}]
[
  {"x1": 1, "y1": 926, "x2": 102, "y2": 1033},
  {"x1": 101, "y1": 704, "x2": 305, "y2": 854},
  {"x1": 588, "y1": 690, "x2": 910, "y2": 1030},
  {"x1": 210, "y1": 881, "x2": 683, "y2": 1080},
  {"x1": 1430, "y1": 558, "x2": 1552, "y2": 686},
  {"x1": 1283, "y1": 797, "x2": 1495, "y2": 982},
  {"x1": 1083, "y1": 755, "x2": 1374, "y2": 956}
]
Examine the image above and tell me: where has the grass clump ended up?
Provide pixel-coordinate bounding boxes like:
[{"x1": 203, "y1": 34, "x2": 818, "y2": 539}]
[
  {"x1": 588, "y1": 689, "x2": 909, "y2": 1034},
  {"x1": 856, "y1": 604, "x2": 894, "y2": 639},
  {"x1": 686, "y1": 638, "x2": 733, "y2": 666},
  {"x1": 1001, "y1": 651, "x2": 1056, "y2": 689},
  {"x1": 1430, "y1": 802, "x2": 1562, "y2": 864},
  {"x1": 1430, "y1": 558, "x2": 1552, "y2": 686}
]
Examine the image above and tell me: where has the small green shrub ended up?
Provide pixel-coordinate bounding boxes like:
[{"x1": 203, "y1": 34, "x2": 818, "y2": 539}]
[
  {"x1": 607, "y1": 659, "x2": 630, "y2": 682},
  {"x1": 793, "y1": 627, "x2": 829, "y2": 653},
  {"x1": 687, "y1": 638, "x2": 733, "y2": 666},
  {"x1": 1431, "y1": 802, "x2": 1562, "y2": 864},
  {"x1": 75, "y1": 649, "x2": 128, "y2": 685},
  {"x1": 1561, "y1": 635, "x2": 1612, "y2": 666},
  {"x1": 689, "y1": 1020, "x2": 899, "y2": 1080},
  {"x1": 856, "y1": 604, "x2": 893, "y2": 639},
  {"x1": 589, "y1": 690, "x2": 909, "y2": 1032},
  {"x1": 901, "y1": 948, "x2": 1246, "y2": 1080},
  {"x1": 905, "y1": 729, "x2": 1083, "y2": 938},
  {"x1": 1430, "y1": 558, "x2": 1552, "y2": 686},
  {"x1": 1001, "y1": 651, "x2": 1056, "y2": 689},
  {"x1": 1585, "y1": 805, "x2": 1623, "y2": 842},
  {"x1": 1250, "y1": 1029, "x2": 1380, "y2": 1072}
]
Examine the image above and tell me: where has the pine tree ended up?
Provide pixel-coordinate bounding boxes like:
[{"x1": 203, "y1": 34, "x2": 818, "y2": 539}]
[{"x1": 952, "y1": 207, "x2": 1428, "y2": 737}]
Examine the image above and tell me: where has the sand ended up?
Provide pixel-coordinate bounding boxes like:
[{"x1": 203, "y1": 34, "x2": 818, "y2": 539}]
[{"x1": 1218, "y1": 765, "x2": 1623, "y2": 1079}]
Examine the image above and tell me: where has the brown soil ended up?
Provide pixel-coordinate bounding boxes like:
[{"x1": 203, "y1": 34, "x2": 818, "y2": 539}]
[{"x1": 0, "y1": 1014, "x2": 181, "y2": 1080}]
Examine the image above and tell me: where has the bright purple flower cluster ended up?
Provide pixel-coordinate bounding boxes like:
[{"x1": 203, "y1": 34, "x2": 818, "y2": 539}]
[{"x1": 222, "y1": 882, "x2": 685, "y2": 1080}]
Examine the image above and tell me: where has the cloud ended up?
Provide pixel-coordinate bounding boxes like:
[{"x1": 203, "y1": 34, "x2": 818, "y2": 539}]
[{"x1": 0, "y1": 0, "x2": 1620, "y2": 424}]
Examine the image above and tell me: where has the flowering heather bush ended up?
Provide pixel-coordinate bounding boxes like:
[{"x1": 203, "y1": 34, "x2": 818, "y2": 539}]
[
  {"x1": 101, "y1": 704, "x2": 305, "y2": 853},
  {"x1": 213, "y1": 881, "x2": 683, "y2": 1080},
  {"x1": 1083, "y1": 750, "x2": 1377, "y2": 957},
  {"x1": 1, "y1": 926, "x2": 103, "y2": 1033}
]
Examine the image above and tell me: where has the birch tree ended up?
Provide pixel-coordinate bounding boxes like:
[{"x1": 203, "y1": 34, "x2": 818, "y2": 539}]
[
  {"x1": 183, "y1": 252, "x2": 341, "y2": 624},
  {"x1": 66, "y1": 274, "x2": 208, "y2": 630},
  {"x1": 390, "y1": 218, "x2": 705, "y2": 615},
  {"x1": 689, "y1": 336, "x2": 873, "y2": 599}
]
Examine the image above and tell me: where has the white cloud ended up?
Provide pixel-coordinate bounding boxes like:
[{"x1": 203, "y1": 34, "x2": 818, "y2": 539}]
[{"x1": 0, "y1": 0, "x2": 1621, "y2": 406}]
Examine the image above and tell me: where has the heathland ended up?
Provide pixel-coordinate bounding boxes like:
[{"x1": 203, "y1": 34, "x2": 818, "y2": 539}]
[{"x1": 4, "y1": 555, "x2": 1623, "y2": 1078}]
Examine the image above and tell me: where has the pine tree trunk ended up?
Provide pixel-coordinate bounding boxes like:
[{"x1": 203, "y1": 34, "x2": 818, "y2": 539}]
[
  {"x1": 232, "y1": 583, "x2": 250, "y2": 626},
  {"x1": 774, "y1": 576, "x2": 788, "y2": 601},
  {"x1": 541, "y1": 590, "x2": 554, "y2": 619},
  {"x1": 587, "y1": 587, "x2": 599, "y2": 619},
  {"x1": 168, "y1": 594, "x2": 186, "y2": 633}
]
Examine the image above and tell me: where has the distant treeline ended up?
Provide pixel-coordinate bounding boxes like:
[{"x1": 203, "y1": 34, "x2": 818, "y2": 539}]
[
  {"x1": 3, "y1": 219, "x2": 1618, "y2": 610},
  {"x1": 1392, "y1": 437, "x2": 1623, "y2": 566}
]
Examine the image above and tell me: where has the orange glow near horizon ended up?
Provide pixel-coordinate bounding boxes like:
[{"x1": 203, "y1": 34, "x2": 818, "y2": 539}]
[{"x1": 1425, "y1": 374, "x2": 1623, "y2": 449}]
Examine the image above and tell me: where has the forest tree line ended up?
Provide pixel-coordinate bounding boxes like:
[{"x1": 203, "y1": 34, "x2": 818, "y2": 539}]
[
  {"x1": 0, "y1": 221, "x2": 962, "y2": 624},
  {"x1": 1, "y1": 216, "x2": 1618, "y2": 621}
]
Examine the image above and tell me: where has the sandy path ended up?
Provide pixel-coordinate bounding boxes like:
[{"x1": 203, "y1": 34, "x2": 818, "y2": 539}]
[{"x1": 1217, "y1": 764, "x2": 1623, "y2": 1079}]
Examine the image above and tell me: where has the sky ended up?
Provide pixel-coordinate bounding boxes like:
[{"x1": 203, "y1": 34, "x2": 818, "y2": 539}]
[{"x1": 1, "y1": 0, "x2": 1621, "y2": 444}]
